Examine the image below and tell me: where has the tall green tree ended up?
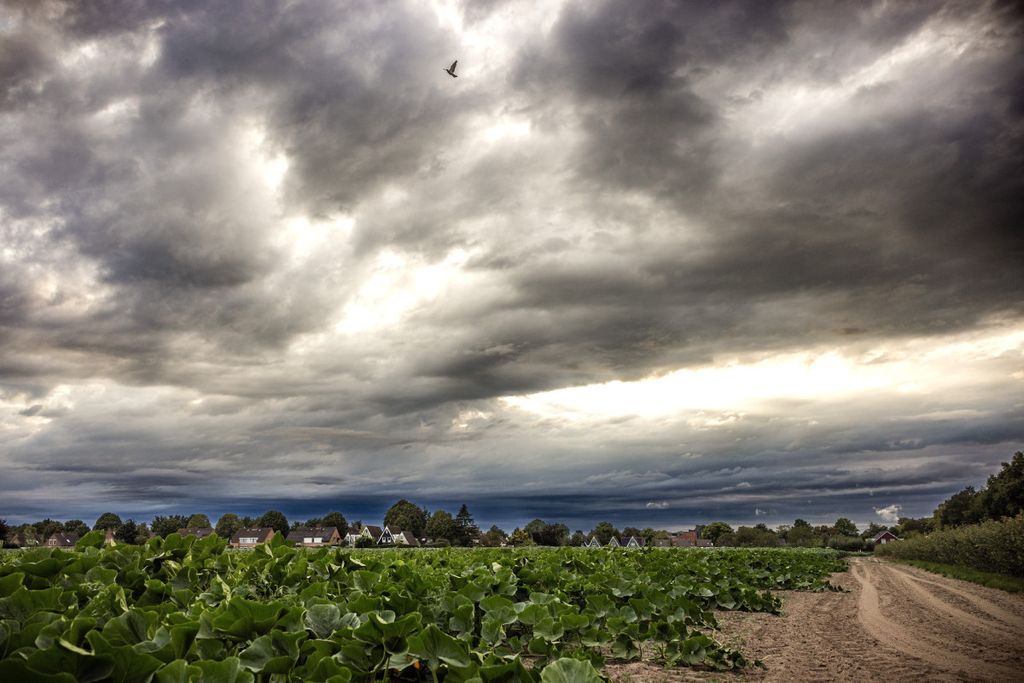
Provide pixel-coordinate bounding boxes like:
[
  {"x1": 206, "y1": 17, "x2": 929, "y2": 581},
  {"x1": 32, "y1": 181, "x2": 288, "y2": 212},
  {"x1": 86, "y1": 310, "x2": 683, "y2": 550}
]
[
  {"x1": 425, "y1": 510, "x2": 457, "y2": 544},
  {"x1": 480, "y1": 525, "x2": 508, "y2": 547},
  {"x1": 93, "y1": 512, "x2": 123, "y2": 531},
  {"x1": 187, "y1": 514, "x2": 211, "y2": 528},
  {"x1": 591, "y1": 521, "x2": 618, "y2": 545},
  {"x1": 33, "y1": 518, "x2": 63, "y2": 539},
  {"x1": 321, "y1": 511, "x2": 348, "y2": 535},
  {"x1": 454, "y1": 504, "x2": 480, "y2": 546},
  {"x1": 115, "y1": 519, "x2": 139, "y2": 544},
  {"x1": 733, "y1": 526, "x2": 781, "y2": 547},
  {"x1": 384, "y1": 499, "x2": 428, "y2": 537},
  {"x1": 786, "y1": 524, "x2": 821, "y2": 547},
  {"x1": 538, "y1": 523, "x2": 569, "y2": 546},
  {"x1": 892, "y1": 516, "x2": 933, "y2": 537},
  {"x1": 63, "y1": 519, "x2": 90, "y2": 537},
  {"x1": 522, "y1": 519, "x2": 569, "y2": 545},
  {"x1": 700, "y1": 521, "x2": 733, "y2": 544},
  {"x1": 258, "y1": 510, "x2": 289, "y2": 535},
  {"x1": 214, "y1": 513, "x2": 243, "y2": 539},
  {"x1": 935, "y1": 487, "x2": 985, "y2": 527},
  {"x1": 833, "y1": 518, "x2": 858, "y2": 537},
  {"x1": 134, "y1": 522, "x2": 152, "y2": 544},
  {"x1": 981, "y1": 451, "x2": 1024, "y2": 520},
  {"x1": 524, "y1": 519, "x2": 548, "y2": 543},
  {"x1": 508, "y1": 528, "x2": 533, "y2": 546},
  {"x1": 151, "y1": 515, "x2": 190, "y2": 537}
]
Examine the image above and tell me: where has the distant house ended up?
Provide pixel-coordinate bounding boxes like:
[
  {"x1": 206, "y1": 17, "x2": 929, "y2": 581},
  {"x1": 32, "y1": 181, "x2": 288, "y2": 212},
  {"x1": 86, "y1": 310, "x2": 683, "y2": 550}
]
[
  {"x1": 230, "y1": 527, "x2": 275, "y2": 548},
  {"x1": 652, "y1": 538, "x2": 672, "y2": 547},
  {"x1": 46, "y1": 532, "x2": 79, "y2": 548},
  {"x1": 2, "y1": 531, "x2": 30, "y2": 547},
  {"x1": 606, "y1": 536, "x2": 621, "y2": 548},
  {"x1": 104, "y1": 528, "x2": 117, "y2": 546},
  {"x1": 585, "y1": 537, "x2": 602, "y2": 548},
  {"x1": 391, "y1": 529, "x2": 421, "y2": 547},
  {"x1": 178, "y1": 527, "x2": 216, "y2": 539},
  {"x1": 286, "y1": 526, "x2": 341, "y2": 547},
  {"x1": 670, "y1": 530, "x2": 699, "y2": 547},
  {"x1": 695, "y1": 538, "x2": 713, "y2": 547},
  {"x1": 625, "y1": 536, "x2": 643, "y2": 548},
  {"x1": 345, "y1": 525, "x2": 383, "y2": 546},
  {"x1": 376, "y1": 526, "x2": 420, "y2": 546},
  {"x1": 873, "y1": 530, "x2": 900, "y2": 545}
]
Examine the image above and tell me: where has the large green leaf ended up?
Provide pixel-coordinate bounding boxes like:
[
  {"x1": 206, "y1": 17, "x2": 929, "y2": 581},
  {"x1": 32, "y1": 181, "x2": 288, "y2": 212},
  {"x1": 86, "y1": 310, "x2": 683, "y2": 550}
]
[
  {"x1": 154, "y1": 659, "x2": 199, "y2": 683},
  {"x1": 304, "y1": 603, "x2": 342, "y2": 639},
  {"x1": 0, "y1": 586, "x2": 62, "y2": 623},
  {"x1": 208, "y1": 597, "x2": 285, "y2": 640},
  {"x1": 75, "y1": 531, "x2": 107, "y2": 549},
  {"x1": 24, "y1": 644, "x2": 115, "y2": 683},
  {"x1": 237, "y1": 630, "x2": 305, "y2": 673},
  {"x1": 517, "y1": 603, "x2": 548, "y2": 626},
  {"x1": 448, "y1": 602, "x2": 475, "y2": 634},
  {"x1": 609, "y1": 634, "x2": 640, "y2": 660},
  {"x1": 538, "y1": 658, "x2": 604, "y2": 683},
  {"x1": 533, "y1": 617, "x2": 564, "y2": 642},
  {"x1": 189, "y1": 657, "x2": 255, "y2": 683},
  {"x1": 479, "y1": 595, "x2": 515, "y2": 613},
  {"x1": 352, "y1": 610, "x2": 420, "y2": 654},
  {"x1": 0, "y1": 572, "x2": 25, "y2": 597},
  {"x1": 407, "y1": 623, "x2": 472, "y2": 671},
  {"x1": 479, "y1": 657, "x2": 538, "y2": 682},
  {"x1": 103, "y1": 608, "x2": 160, "y2": 645}
]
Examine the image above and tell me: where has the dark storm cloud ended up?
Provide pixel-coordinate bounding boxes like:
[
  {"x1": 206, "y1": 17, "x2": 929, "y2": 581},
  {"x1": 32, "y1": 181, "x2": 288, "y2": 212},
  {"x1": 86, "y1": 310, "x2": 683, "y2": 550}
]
[
  {"x1": 1, "y1": 0, "x2": 1022, "y2": 528},
  {"x1": 477, "y1": 0, "x2": 1023, "y2": 372}
]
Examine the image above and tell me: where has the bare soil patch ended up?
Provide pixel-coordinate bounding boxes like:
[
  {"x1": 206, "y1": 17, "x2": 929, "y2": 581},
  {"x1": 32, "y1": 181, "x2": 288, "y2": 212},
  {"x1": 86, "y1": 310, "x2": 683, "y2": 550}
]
[{"x1": 605, "y1": 557, "x2": 1024, "y2": 682}]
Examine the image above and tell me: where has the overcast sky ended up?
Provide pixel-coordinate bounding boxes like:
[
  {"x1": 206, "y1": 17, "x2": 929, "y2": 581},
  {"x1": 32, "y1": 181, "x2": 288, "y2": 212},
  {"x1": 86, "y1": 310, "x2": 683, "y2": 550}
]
[{"x1": 1, "y1": 0, "x2": 1022, "y2": 532}]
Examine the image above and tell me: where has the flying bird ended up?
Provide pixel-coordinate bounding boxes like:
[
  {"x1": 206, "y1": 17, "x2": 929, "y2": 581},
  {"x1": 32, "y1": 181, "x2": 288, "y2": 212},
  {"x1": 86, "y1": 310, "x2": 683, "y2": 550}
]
[{"x1": 444, "y1": 60, "x2": 458, "y2": 78}]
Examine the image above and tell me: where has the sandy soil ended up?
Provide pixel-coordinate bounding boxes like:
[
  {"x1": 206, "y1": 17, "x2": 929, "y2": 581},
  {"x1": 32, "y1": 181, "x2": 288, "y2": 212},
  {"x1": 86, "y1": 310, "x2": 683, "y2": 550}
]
[{"x1": 605, "y1": 557, "x2": 1024, "y2": 682}]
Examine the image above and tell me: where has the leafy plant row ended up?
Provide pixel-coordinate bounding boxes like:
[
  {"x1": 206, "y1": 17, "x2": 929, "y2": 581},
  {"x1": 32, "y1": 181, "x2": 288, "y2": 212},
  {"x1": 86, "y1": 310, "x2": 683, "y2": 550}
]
[
  {"x1": 0, "y1": 532, "x2": 845, "y2": 682},
  {"x1": 875, "y1": 512, "x2": 1024, "y2": 576}
]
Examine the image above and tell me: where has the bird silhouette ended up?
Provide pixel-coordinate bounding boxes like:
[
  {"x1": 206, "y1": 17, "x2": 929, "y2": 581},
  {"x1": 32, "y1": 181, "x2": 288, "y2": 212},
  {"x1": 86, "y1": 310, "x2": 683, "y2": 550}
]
[{"x1": 444, "y1": 60, "x2": 458, "y2": 78}]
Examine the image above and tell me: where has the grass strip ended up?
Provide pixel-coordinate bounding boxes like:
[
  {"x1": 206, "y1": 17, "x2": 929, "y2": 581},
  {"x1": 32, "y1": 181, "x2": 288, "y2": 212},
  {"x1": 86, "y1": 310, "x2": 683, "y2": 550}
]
[{"x1": 894, "y1": 559, "x2": 1024, "y2": 593}]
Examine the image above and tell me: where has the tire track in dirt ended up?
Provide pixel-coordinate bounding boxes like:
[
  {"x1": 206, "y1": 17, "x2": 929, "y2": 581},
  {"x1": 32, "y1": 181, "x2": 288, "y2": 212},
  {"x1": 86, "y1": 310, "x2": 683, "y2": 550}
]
[
  {"x1": 883, "y1": 563, "x2": 1020, "y2": 643},
  {"x1": 888, "y1": 563, "x2": 1024, "y2": 630},
  {"x1": 606, "y1": 560, "x2": 1023, "y2": 682},
  {"x1": 852, "y1": 559, "x2": 1021, "y2": 681}
]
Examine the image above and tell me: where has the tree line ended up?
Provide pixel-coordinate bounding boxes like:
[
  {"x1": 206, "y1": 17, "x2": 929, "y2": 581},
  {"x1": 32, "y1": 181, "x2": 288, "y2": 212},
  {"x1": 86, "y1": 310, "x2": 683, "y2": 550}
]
[
  {"x1": 933, "y1": 451, "x2": 1023, "y2": 528},
  {"x1": 0, "y1": 500, "x2": 485, "y2": 548},
  {"x1": 4, "y1": 453, "x2": 1018, "y2": 549}
]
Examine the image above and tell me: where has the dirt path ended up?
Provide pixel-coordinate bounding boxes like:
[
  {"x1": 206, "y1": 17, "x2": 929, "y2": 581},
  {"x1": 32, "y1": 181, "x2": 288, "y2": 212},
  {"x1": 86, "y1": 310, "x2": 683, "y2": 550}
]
[{"x1": 605, "y1": 557, "x2": 1024, "y2": 682}]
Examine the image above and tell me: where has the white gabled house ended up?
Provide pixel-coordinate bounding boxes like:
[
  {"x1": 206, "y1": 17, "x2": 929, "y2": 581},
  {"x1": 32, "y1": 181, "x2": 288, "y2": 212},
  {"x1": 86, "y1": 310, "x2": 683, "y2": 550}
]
[
  {"x1": 585, "y1": 537, "x2": 602, "y2": 548},
  {"x1": 606, "y1": 536, "x2": 621, "y2": 548},
  {"x1": 625, "y1": 536, "x2": 643, "y2": 548},
  {"x1": 377, "y1": 526, "x2": 421, "y2": 546},
  {"x1": 345, "y1": 525, "x2": 383, "y2": 546}
]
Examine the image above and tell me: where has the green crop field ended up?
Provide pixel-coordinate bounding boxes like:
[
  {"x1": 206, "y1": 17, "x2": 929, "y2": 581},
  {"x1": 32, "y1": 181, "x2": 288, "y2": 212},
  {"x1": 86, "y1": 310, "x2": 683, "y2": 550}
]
[{"x1": 0, "y1": 533, "x2": 845, "y2": 682}]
